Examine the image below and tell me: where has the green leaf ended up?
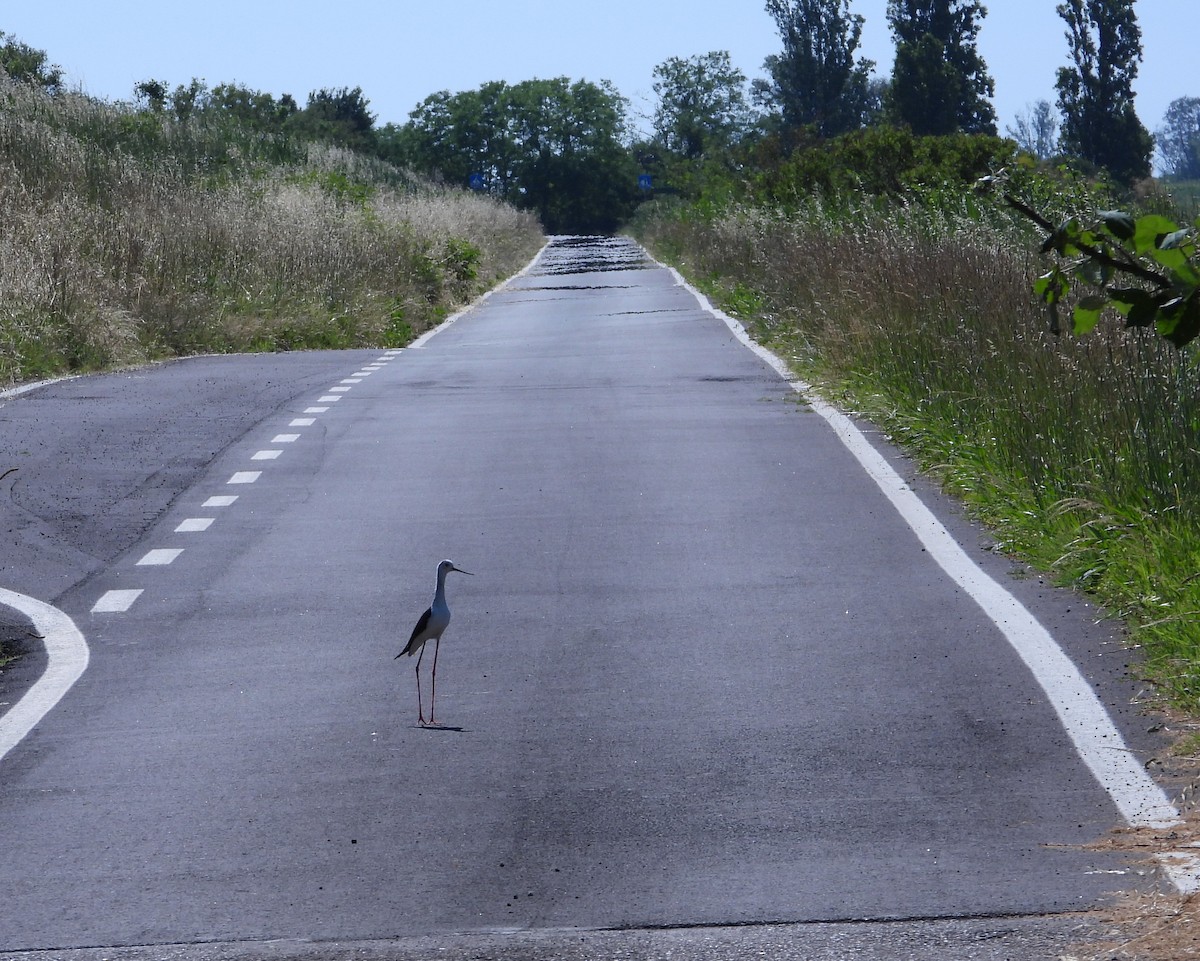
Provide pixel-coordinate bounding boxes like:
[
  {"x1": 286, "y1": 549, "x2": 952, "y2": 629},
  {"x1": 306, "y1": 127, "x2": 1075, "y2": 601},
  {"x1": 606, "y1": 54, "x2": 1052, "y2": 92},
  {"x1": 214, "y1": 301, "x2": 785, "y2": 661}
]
[
  {"x1": 1034, "y1": 269, "x2": 1069, "y2": 305},
  {"x1": 1161, "y1": 227, "x2": 1194, "y2": 251},
  {"x1": 1041, "y1": 219, "x2": 1079, "y2": 255},
  {"x1": 1072, "y1": 295, "x2": 1107, "y2": 335},
  {"x1": 1108, "y1": 287, "x2": 1163, "y2": 328},
  {"x1": 1133, "y1": 214, "x2": 1182, "y2": 255},
  {"x1": 1155, "y1": 295, "x2": 1200, "y2": 348},
  {"x1": 1149, "y1": 244, "x2": 1190, "y2": 275},
  {"x1": 1098, "y1": 210, "x2": 1136, "y2": 241}
]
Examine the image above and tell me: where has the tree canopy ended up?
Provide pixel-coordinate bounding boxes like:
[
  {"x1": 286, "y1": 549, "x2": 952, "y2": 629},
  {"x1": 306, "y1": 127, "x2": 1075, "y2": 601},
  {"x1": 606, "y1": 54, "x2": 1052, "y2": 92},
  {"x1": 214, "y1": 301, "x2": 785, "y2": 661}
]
[
  {"x1": 0, "y1": 31, "x2": 63, "y2": 93},
  {"x1": 1156, "y1": 96, "x2": 1200, "y2": 181},
  {"x1": 395, "y1": 78, "x2": 638, "y2": 234},
  {"x1": 755, "y1": 0, "x2": 875, "y2": 139},
  {"x1": 886, "y1": 0, "x2": 995, "y2": 136},
  {"x1": 1006, "y1": 100, "x2": 1059, "y2": 160},
  {"x1": 652, "y1": 51, "x2": 752, "y2": 160},
  {"x1": 1054, "y1": 0, "x2": 1153, "y2": 185}
]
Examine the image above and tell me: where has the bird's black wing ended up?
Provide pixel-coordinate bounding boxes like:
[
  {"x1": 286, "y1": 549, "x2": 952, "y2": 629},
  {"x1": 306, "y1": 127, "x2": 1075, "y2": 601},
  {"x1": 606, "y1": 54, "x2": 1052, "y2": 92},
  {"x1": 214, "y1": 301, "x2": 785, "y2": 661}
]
[{"x1": 396, "y1": 606, "x2": 433, "y2": 658}]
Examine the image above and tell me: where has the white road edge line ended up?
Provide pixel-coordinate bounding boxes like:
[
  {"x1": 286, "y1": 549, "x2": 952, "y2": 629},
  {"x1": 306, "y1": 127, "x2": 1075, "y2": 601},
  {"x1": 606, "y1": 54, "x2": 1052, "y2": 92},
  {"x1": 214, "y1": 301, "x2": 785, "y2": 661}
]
[
  {"x1": 664, "y1": 259, "x2": 1199, "y2": 894},
  {"x1": 408, "y1": 239, "x2": 553, "y2": 348},
  {"x1": 0, "y1": 588, "x2": 89, "y2": 765}
]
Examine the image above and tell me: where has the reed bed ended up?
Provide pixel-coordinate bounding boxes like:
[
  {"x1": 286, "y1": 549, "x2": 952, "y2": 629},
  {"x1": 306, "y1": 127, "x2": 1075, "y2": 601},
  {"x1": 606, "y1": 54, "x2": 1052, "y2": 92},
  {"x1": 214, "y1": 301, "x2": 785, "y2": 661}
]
[
  {"x1": 635, "y1": 197, "x2": 1200, "y2": 712},
  {"x1": 0, "y1": 76, "x2": 544, "y2": 383}
]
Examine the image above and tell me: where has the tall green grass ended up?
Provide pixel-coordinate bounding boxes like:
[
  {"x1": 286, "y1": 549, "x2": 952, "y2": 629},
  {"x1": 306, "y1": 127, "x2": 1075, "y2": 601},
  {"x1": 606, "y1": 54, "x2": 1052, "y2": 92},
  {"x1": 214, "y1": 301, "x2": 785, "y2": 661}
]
[
  {"x1": 0, "y1": 75, "x2": 544, "y2": 384},
  {"x1": 634, "y1": 195, "x2": 1200, "y2": 713}
]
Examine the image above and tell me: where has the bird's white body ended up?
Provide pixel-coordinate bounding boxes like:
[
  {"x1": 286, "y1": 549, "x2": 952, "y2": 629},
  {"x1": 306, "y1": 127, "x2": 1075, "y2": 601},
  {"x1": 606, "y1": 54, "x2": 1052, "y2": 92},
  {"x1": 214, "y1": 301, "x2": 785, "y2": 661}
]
[{"x1": 397, "y1": 559, "x2": 471, "y2": 726}]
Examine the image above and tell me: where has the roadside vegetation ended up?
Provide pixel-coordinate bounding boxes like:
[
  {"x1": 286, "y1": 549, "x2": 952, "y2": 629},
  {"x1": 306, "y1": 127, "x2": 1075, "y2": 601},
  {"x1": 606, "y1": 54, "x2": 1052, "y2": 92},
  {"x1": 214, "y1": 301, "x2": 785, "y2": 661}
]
[
  {"x1": 625, "y1": 1, "x2": 1200, "y2": 739},
  {"x1": 0, "y1": 54, "x2": 543, "y2": 387},
  {"x1": 634, "y1": 175, "x2": 1200, "y2": 714}
]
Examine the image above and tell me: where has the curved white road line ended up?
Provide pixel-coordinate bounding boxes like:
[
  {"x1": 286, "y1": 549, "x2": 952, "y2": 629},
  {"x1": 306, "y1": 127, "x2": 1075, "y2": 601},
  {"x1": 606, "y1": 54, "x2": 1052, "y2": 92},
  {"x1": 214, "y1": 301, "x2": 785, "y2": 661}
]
[
  {"x1": 665, "y1": 262, "x2": 1200, "y2": 892},
  {"x1": 0, "y1": 589, "x2": 89, "y2": 764}
]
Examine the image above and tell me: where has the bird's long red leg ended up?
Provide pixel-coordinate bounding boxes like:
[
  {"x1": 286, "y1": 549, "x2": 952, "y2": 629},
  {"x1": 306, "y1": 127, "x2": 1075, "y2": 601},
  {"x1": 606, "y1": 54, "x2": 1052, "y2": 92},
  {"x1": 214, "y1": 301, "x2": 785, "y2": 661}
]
[
  {"x1": 414, "y1": 645, "x2": 427, "y2": 726},
  {"x1": 429, "y1": 638, "x2": 441, "y2": 726}
]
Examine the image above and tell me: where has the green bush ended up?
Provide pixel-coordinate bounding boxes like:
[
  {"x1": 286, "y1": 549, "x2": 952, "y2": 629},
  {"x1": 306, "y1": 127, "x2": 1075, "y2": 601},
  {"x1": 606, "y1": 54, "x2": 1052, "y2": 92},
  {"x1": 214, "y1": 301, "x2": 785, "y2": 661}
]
[{"x1": 754, "y1": 127, "x2": 1018, "y2": 205}]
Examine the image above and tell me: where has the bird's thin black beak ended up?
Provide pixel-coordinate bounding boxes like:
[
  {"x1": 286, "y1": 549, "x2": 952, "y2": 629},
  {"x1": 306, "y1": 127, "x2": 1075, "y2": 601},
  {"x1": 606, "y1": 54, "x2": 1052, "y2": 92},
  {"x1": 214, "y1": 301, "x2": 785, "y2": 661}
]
[{"x1": 454, "y1": 567, "x2": 474, "y2": 576}]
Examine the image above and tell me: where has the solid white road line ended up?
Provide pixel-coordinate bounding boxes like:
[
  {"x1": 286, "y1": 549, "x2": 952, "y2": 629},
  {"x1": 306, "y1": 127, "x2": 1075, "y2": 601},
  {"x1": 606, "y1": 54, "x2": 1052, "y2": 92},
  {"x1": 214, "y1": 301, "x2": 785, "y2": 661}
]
[
  {"x1": 665, "y1": 260, "x2": 1199, "y2": 891},
  {"x1": 0, "y1": 588, "x2": 88, "y2": 764}
]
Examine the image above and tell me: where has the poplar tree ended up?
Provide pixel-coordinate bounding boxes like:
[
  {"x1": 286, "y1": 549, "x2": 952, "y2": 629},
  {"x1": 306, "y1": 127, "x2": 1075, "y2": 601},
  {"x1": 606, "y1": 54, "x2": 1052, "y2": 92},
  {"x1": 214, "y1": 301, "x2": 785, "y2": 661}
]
[
  {"x1": 886, "y1": 0, "x2": 996, "y2": 135},
  {"x1": 755, "y1": 0, "x2": 875, "y2": 138},
  {"x1": 1054, "y1": 0, "x2": 1152, "y2": 184}
]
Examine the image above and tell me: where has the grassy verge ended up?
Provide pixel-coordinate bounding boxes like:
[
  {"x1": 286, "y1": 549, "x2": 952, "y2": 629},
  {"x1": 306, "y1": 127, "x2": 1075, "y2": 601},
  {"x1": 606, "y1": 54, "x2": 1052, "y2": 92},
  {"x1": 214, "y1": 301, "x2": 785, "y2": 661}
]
[
  {"x1": 0, "y1": 75, "x2": 544, "y2": 385},
  {"x1": 632, "y1": 196, "x2": 1200, "y2": 717}
]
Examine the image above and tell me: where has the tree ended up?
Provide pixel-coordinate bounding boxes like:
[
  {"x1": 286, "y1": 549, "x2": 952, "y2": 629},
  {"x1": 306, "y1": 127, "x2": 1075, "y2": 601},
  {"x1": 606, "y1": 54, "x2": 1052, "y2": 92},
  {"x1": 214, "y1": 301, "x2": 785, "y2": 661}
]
[
  {"x1": 652, "y1": 51, "x2": 752, "y2": 159},
  {"x1": 288, "y1": 86, "x2": 376, "y2": 152},
  {"x1": 0, "y1": 32, "x2": 63, "y2": 93},
  {"x1": 1054, "y1": 0, "x2": 1153, "y2": 184},
  {"x1": 1006, "y1": 100, "x2": 1060, "y2": 160},
  {"x1": 886, "y1": 0, "x2": 996, "y2": 135},
  {"x1": 134, "y1": 79, "x2": 169, "y2": 112},
  {"x1": 754, "y1": 0, "x2": 875, "y2": 138},
  {"x1": 1156, "y1": 96, "x2": 1200, "y2": 180},
  {"x1": 398, "y1": 78, "x2": 638, "y2": 233}
]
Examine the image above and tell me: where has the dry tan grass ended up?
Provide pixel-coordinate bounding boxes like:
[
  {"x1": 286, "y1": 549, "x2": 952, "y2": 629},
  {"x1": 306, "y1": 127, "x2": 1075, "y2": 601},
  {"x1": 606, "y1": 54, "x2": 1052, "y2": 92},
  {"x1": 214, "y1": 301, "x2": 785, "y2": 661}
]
[{"x1": 0, "y1": 76, "x2": 543, "y2": 384}]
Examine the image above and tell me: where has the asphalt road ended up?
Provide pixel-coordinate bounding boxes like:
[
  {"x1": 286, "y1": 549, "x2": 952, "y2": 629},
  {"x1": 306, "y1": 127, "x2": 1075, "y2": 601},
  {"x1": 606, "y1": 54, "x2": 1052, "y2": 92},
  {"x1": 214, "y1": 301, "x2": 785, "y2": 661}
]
[{"x1": 0, "y1": 237, "x2": 1169, "y2": 959}]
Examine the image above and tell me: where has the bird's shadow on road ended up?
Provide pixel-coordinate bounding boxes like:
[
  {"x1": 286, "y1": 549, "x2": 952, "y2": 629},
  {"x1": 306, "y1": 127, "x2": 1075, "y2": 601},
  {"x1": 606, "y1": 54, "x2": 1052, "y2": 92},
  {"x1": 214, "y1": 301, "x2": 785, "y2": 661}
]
[{"x1": 416, "y1": 723, "x2": 467, "y2": 733}]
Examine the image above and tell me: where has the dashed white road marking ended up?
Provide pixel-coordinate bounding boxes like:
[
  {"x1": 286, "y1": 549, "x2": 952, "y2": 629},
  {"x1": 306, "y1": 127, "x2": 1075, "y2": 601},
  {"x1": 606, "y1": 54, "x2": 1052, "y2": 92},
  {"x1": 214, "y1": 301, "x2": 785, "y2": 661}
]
[
  {"x1": 272, "y1": 434, "x2": 300, "y2": 444},
  {"x1": 91, "y1": 589, "x2": 143, "y2": 613},
  {"x1": 138, "y1": 549, "x2": 183, "y2": 566},
  {"x1": 290, "y1": 418, "x2": 316, "y2": 427},
  {"x1": 204, "y1": 495, "x2": 238, "y2": 508},
  {"x1": 329, "y1": 386, "x2": 352, "y2": 393},
  {"x1": 228, "y1": 471, "x2": 261, "y2": 485},
  {"x1": 304, "y1": 407, "x2": 329, "y2": 414},
  {"x1": 175, "y1": 518, "x2": 214, "y2": 532},
  {"x1": 340, "y1": 378, "x2": 363, "y2": 384},
  {"x1": 318, "y1": 395, "x2": 342, "y2": 403},
  {"x1": 252, "y1": 449, "x2": 282, "y2": 461}
]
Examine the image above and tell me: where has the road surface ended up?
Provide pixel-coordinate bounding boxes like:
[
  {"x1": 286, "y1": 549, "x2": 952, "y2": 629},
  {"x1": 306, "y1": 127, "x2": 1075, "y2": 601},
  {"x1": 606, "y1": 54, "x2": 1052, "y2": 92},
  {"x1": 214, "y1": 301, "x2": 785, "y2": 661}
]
[{"x1": 0, "y1": 237, "x2": 1167, "y2": 959}]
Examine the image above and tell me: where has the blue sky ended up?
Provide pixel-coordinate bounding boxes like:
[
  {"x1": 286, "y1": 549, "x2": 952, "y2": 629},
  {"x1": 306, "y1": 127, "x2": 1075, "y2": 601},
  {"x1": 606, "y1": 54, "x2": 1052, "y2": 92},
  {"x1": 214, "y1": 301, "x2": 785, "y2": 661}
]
[{"x1": 3, "y1": 1, "x2": 1193, "y2": 141}]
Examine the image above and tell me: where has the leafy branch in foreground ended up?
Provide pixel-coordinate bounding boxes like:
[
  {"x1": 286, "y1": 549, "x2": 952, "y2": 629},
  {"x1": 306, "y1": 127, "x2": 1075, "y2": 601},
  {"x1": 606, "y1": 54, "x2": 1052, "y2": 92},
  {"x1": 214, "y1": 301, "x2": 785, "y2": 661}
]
[{"x1": 988, "y1": 178, "x2": 1200, "y2": 347}]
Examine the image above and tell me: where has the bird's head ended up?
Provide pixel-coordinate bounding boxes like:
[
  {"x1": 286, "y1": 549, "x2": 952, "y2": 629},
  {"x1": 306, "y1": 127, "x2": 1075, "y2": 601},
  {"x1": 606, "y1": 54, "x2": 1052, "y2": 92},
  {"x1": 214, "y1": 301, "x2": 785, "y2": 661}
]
[{"x1": 441, "y1": 559, "x2": 473, "y2": 577}]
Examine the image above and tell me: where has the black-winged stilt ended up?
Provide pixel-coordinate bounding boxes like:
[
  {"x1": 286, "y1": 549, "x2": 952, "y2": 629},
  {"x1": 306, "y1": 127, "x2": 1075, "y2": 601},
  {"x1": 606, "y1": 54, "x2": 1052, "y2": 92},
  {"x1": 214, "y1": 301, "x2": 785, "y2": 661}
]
[{"x1": 396, "y1": 559, "x2": 472, "y2": 726}]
